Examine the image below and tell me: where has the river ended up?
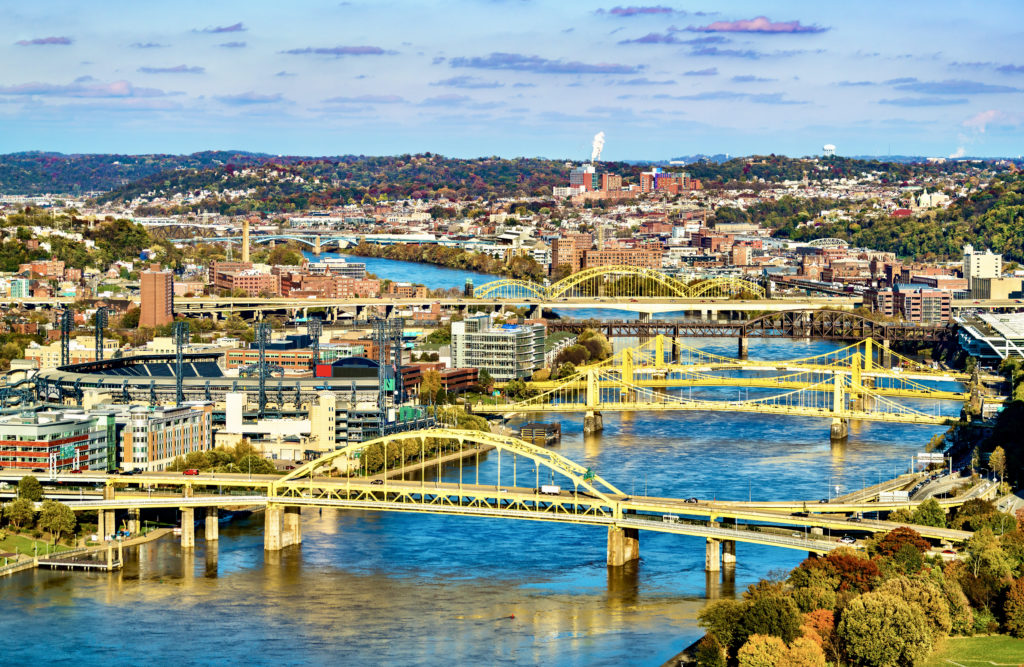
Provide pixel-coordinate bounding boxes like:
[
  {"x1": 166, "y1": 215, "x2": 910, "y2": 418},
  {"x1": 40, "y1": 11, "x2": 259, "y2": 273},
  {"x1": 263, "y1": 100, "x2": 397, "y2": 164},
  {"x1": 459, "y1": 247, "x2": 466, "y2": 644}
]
[{"x1": 0, "y1": 258, "x2": 960, "y2": 666}]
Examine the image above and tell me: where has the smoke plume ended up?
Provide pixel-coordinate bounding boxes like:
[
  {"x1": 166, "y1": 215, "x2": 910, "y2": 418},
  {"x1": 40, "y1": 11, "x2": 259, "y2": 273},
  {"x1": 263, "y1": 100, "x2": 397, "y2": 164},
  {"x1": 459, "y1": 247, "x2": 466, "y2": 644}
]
[{"x1": 591, "y1": 131, "x2": 605, "y2": 162}]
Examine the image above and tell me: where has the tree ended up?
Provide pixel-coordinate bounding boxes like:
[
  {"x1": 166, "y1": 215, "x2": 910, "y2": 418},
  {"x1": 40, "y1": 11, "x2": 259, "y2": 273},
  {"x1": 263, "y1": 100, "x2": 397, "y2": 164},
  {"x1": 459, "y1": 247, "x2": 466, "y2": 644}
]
[
  {"x1": 37, "y1": 499, "x2": 76, "y2": 544},
  {"x1": 911, "y1": 498, "x2": 946, "y2": 528},
  {"x1": 6, "y1": 498, "x2": 35, "y2": 530},
  {"x1": 837, "y1": 592, "x2": 932, "y2": 667},
  {"x1": 1005, "y1": 577, "x2": 1024, "y2": 638},
  {"x1": 878, "y1": 576, "x2": 952, "y2": 637},
  {"x1": 990, "y1": 446, "x2": 1007, "y2": 482},
  {"x1": 698, "y1": 599, "x2": 746, "y2": 650},
  {"x1": 971, "y1": 446, "x2": 981, "y2": 473},
  {"x1": 477, "y1": 369, "x2": 493, "y2": 390},
  {"x1": 18, "y1": 475, "x2": 42, "y2": 501},
  {"x1": 785, "y1": 637, "x2": 827, "y2": 667},
  {"x1": 555, "y1": 361, "x2": 578, "y2": 379},
  {"x1": 420, "y1": 370, "x2": 442, "y2": 403},
  {"x1": 694, "y1": 634, "x2": 727, "y2": 667},
  {"x1": 874, "y1": 526, "x2": 930, "y2": 559},
  {"x1": 734, "y1": 594, "x2": 803, "y2": 649},
  {"x1": 736, "y1": 634, "x2": 786, "y2": 667},
  {"x1": 235, "y1": 454, "x2": 278, "y2": 476}
]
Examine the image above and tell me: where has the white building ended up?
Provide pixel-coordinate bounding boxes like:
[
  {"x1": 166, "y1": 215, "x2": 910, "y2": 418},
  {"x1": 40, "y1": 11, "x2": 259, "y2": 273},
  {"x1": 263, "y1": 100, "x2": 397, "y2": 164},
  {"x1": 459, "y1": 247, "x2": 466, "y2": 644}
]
[{"x1": 451, "y1": 316, "x2": 545, "y2": 381}]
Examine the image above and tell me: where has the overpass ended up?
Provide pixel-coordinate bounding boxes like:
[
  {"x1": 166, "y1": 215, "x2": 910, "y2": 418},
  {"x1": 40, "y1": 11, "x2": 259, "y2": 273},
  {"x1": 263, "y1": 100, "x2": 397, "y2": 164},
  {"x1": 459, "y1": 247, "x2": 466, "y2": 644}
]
[{"x1": 48, "y1": 429, "x2": 985, "y2": 570}]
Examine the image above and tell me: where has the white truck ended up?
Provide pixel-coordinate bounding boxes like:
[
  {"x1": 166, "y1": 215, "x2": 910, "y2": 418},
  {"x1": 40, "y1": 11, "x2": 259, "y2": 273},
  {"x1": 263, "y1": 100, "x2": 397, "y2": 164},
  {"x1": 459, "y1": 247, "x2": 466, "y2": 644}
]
[{"x1": 539, "y1": 485, "x2": 561, "y2": 495}]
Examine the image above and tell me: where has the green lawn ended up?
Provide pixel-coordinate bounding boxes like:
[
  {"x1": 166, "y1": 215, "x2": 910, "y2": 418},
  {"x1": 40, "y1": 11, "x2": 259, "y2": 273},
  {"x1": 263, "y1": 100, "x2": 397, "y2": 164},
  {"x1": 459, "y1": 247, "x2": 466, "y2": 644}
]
[
  {"x1": 924, "y1": 635, "x2": 1024, "y2": 666},
  {"x1": 0, "y1": 532, "x2": 73, "y2": 558}
]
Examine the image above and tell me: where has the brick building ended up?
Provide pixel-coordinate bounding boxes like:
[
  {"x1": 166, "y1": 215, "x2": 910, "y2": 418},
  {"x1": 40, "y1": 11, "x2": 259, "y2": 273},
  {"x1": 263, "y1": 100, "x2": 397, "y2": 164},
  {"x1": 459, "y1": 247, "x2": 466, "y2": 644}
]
[{"x1": 140, "y1": 264, "x2": 174, "y2": 328}]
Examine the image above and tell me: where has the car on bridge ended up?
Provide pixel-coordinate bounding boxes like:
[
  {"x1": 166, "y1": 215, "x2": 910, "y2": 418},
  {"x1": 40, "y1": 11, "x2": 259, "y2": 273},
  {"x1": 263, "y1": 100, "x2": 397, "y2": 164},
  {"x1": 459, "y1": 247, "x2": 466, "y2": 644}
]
[
  {"x1": 183, "y1": 469, "x2": 200, "y2": 476},
  {"x1": 839, "y1": 536, "x2": 856, "y2": 545}
]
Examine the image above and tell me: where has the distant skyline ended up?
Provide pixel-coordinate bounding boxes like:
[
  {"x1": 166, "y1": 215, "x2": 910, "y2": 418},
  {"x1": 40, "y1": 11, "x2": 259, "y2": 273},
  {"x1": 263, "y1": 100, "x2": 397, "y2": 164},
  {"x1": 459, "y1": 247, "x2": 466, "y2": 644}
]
[{"x1": 2, "y1": 1, "x2": 1023, "y2": 159}]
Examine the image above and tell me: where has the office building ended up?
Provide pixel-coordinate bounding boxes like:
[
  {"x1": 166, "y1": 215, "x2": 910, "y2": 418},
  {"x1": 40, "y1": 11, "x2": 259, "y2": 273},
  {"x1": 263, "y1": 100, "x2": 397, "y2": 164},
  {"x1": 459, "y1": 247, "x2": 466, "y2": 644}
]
[
  {"x1": 451, "y1": 316, "x2": 544, "y2": 381},
  {"x1": 120, "y1": 404, "x2": 213, "y2": 472},
  {"x1": 964, "y1": 244, "x2": 1003, "y2": 297},
  {"x1": 0, "y1": 410, "x2": 114, "y2": 472},
  {"x1": 140, "y1": 264, "x2": 174, "y2": 328}
]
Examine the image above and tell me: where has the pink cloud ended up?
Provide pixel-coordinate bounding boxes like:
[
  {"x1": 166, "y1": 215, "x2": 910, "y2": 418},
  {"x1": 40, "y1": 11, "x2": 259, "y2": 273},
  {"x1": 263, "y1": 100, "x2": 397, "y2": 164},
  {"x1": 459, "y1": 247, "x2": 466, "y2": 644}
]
[
  {"x1": 688, "y1": 16, "x2": 827, "y2": 34},
  {"x1": 15, "y1": 36, "x2": 73, "y2": 46},
  {"x1": 0, "y1": 79, "x2": 171, "y2": 98}
]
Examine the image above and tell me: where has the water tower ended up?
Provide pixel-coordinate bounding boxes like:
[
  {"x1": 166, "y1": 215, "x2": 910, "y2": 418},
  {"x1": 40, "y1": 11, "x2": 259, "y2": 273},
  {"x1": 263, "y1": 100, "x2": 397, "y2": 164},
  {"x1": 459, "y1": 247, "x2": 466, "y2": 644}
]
[{"x1": 823, "y1": 144, "x2": 836, "y2": 158}]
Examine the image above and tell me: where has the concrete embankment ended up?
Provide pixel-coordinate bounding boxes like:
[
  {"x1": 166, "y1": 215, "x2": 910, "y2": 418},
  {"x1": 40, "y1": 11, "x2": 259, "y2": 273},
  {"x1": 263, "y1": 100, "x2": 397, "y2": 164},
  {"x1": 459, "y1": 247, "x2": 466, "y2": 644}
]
[{"x1": 0, "y1": 527, "x2": 174, "y2": 577}]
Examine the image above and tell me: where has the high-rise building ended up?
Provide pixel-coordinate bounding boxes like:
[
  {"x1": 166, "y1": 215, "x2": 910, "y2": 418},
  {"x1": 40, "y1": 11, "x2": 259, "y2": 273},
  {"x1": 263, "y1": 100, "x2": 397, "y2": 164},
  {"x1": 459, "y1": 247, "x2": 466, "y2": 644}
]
[
  {"x1": 451, "y1": 316, "x2": 544, "y2": 382},
  {"x1": 140, "y1": 264, "x2": 174, "y2": 328},
  {"x1": 964, "y1": 244, "x2": 1003, "y2": 296},
  {"x1": 0, "y1": 410, "x2": 114, "y2": 471}
]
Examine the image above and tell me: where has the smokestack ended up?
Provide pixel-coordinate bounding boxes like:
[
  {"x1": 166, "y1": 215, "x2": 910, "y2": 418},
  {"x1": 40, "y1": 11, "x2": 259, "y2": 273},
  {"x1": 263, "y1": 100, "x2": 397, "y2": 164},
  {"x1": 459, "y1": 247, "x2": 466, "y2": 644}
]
[
  {"x1": 591, "y1": 131, "x2": 606, "y2": 163},
  {"x1": 242, "y1": 217, "x2": 251, "y2": 263}
]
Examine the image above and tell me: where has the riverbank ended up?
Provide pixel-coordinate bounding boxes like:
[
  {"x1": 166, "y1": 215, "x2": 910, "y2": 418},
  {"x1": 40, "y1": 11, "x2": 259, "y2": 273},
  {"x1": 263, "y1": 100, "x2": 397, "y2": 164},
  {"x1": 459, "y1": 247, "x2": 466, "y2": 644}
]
[
  {"x1": 340, "y1": 241, "x2": 544, "y2": 285},
  {"x1": 0, "y1": 527, "x2": 173, "y2": 578}
]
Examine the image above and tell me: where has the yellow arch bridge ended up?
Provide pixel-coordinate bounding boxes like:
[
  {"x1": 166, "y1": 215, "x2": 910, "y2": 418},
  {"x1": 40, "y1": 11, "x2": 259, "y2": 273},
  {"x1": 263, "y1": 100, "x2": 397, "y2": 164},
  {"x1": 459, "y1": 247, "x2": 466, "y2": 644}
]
[
  {"x1": 67, "y1": 429, "x2": 979, "y2": 569},
  {"x1": 474, "y1": 266, "x2": 766, "y2": 300}
]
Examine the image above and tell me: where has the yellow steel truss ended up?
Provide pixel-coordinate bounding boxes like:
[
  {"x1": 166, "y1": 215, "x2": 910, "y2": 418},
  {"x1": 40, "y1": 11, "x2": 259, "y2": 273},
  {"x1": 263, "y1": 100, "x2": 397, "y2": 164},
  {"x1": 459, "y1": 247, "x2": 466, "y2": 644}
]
[{"x1": 472, "y1": 267, "x2": 766, "y2": 300}]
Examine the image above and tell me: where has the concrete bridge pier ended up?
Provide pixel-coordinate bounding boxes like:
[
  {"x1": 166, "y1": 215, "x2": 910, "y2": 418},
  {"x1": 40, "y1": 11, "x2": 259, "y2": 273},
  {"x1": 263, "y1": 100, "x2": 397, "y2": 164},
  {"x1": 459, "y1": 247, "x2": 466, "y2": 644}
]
[
  {"x1": 881, "y1": 339, "x2": 891, "y2": 369},
  {"x1": 264, "y1": 505, "x2": 303, "y2": 551},
  {"x1": 205, "y1": 507, "x2": 219, "y2": 541},
  {"x1": 722, "y1": 540, "x2": 736, "y2": 567},
  {"x1": 525, "y1": 303, "x2": 541, "y2": 319},
  {"x1": 607, "y1": 526, "x2": 640, "y2": 567},
  {"x1": 737, "y1": 336, "x2": 748, "y2": 359},
  {"x1": 705, "y1": 538, "x2": 721, "y2": 572},
  {"x1": 180, "y1": 507, "x2": 195, "y2": 549},
  {"x1": 583, "y1": 410, "x2": 603, "y2": 435},
  {"x1": 97, "y1": 509, "x2": 116, "y2": 540},
  {"x1": 830, "y1": 418, "x2": 849, "y2": 442},
  {"x1": 126, "y1": 508, "x2": 140, "y2": 535}
]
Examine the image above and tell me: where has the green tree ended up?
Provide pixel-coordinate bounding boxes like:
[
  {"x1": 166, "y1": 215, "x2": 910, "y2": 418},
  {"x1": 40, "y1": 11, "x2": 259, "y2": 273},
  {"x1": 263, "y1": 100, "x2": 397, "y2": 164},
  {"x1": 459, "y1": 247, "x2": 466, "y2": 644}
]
[
  {"x1": 694, "y1": 634, "x2": 727, "y2": 667},
  {"x1": 555, "y1": 361, "x2": 578, "y2": 379},
  {"x1": 477, "y1": 369, "x2": 493, "y2": 389},
  {"x1": 37, "y1": 499, "x2": 76, "y2": 544},
  {"x1": 698, "y1": 598, "x2": 746, "y2": 650},
  {"x1": 234, "y1": 454, "x2": 278, "y2": 476},
  {"x1": 837, "y1": 592, "x2": 932, "y2": 667},
  {"x1": 736, "y1": 634, "x2": 786, "y2": 667},
  {"x1": 18, "y1": 475, "x2": 42, "y2": 501},
  {"x1": 878, "y1": 576, "x2": 952, "y2": 637},
  {"x1": 6, "y1": 497, "x2": 35, "y2": 530},
  {"x1": 911, "y1": 498, "x2": 946, "y2": 528},
  {"x1": 734, "y1": 594, "x2": 803, "y2": 649}
]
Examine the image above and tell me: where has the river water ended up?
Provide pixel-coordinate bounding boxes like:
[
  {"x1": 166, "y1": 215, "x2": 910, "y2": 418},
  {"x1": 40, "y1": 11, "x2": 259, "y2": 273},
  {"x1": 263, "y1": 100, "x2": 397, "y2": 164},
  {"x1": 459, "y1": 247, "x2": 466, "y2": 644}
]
[{"x1": 0, "y1": 258, "x2": 960, "y2": 666}]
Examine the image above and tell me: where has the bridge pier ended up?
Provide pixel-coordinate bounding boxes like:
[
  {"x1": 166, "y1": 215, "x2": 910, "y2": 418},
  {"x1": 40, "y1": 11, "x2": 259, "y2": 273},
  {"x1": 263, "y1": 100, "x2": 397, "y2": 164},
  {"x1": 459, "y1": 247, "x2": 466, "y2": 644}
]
[
  {"x1": 737, "y1": 336, "x2": 748, "y2": 359},
  {"x1": 584, "y1": 410, "x2": 603, "y2": 435},
  {"x1": 705, "y1": 538, "x2": 721, "y2": 572},
  {"x1": 126, "y1": 508, "x2": 140, "y2": 535},
  {"x1": 881, "y1": 339, "x2": 891, "y2": 369},
  {"x1": 264, "y1": 505, "x2": 302, "y2": 551},
  {"x1": 180, "y1": 508, "x2": 195, "y2": 549},
  {"x1": 722, "y1": 540, "x2": 736, "y2": 567},
  {"x1": 205, "y1": 507, "x2": 219, "y2": 541},
  {"x1": 830, "y1": 418, "x2": 849, "y2": 442},
  {"x1": 607, "y1": 526, "x2": 640, "y2": 567}
]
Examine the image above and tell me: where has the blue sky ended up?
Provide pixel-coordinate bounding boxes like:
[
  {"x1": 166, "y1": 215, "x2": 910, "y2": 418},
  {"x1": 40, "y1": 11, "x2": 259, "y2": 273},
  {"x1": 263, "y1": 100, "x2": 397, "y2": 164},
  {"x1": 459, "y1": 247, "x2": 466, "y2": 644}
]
[{"x1": 2, "y1": 0, "x2": 1023, "y2": 159}]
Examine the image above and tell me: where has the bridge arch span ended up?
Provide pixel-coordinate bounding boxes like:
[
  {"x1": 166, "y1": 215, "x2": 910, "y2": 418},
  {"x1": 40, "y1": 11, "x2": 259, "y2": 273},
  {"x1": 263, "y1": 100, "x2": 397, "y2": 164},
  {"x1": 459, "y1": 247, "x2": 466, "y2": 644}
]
[
  {"x1": 473, "y1": 279, "x2": 547, "y2": 300},
  {"x1": 275, "y1": 428, "x2": 625, "y2": 501}
]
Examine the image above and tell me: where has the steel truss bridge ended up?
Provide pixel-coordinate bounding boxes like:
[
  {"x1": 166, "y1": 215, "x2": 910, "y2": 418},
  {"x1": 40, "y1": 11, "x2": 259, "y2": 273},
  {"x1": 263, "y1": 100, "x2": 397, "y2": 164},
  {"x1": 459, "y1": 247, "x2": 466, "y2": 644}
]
[
  {"x1": 475, "y1": 336, "x2": 964, "y2": 429},
  {"x1": 547, "y1": 309, "x2": 951, "y2": 343},
  {"x1": 59, "y1": 429, "x2": 981, "y2": 565},
  {"x1": 473, "y1": 266, "x2": 766, "y2": 301},
  {"x1": 525, "y1": 335, "x2": 970, "y2": 402}
]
